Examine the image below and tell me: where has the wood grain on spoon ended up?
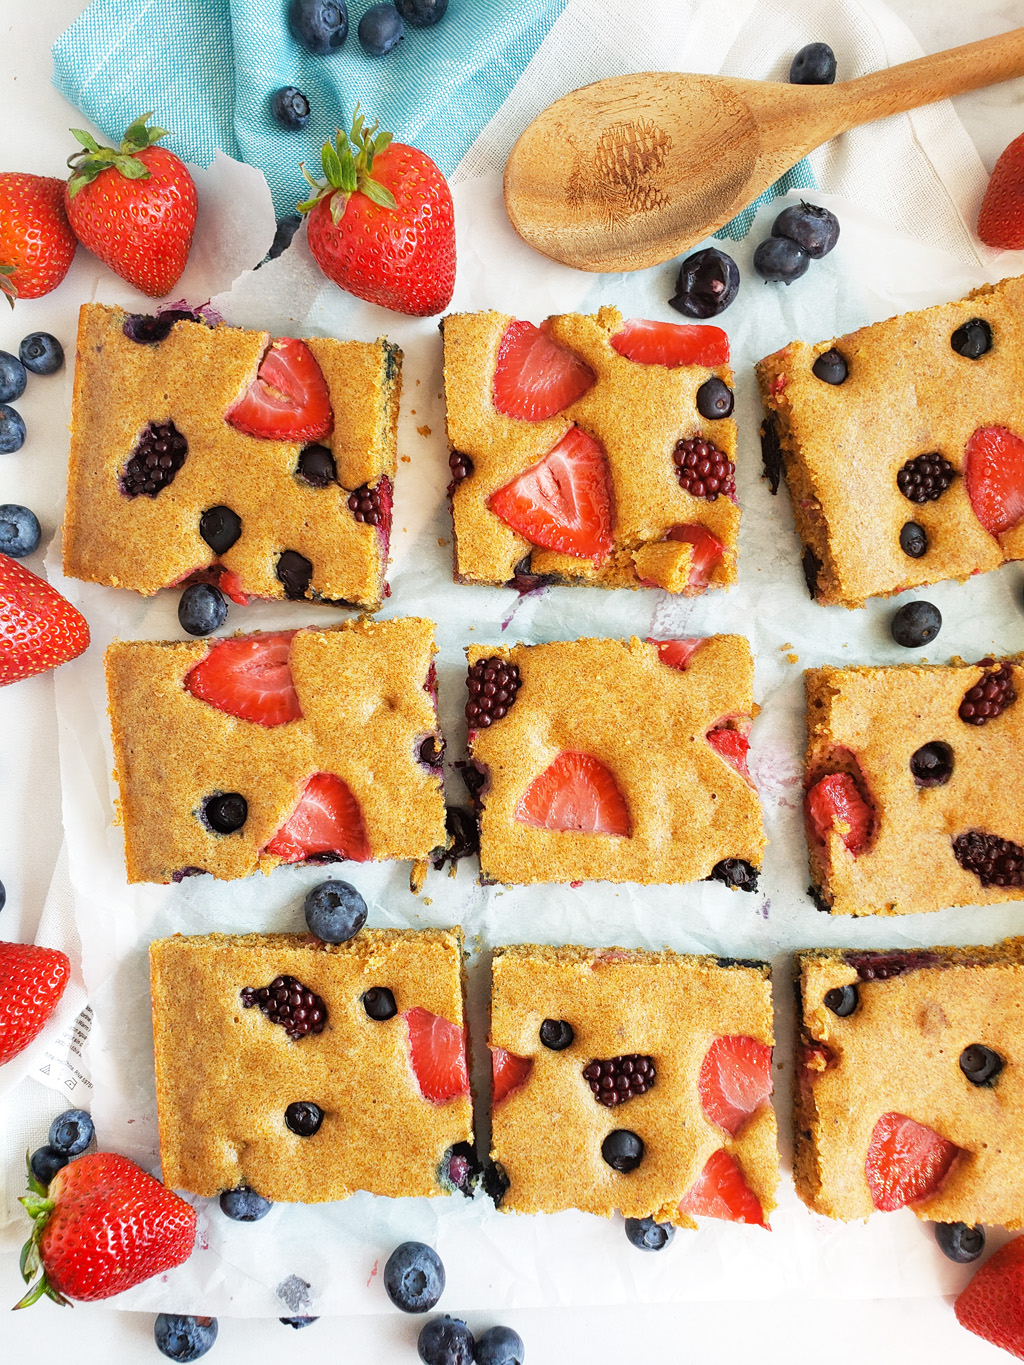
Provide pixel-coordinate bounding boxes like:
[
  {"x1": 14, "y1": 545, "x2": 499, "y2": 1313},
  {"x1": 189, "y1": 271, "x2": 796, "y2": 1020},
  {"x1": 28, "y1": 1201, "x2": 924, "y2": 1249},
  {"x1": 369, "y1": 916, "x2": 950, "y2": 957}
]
[{"x1": 503, "y1": 28, "x2": 1024, "y2": 272}]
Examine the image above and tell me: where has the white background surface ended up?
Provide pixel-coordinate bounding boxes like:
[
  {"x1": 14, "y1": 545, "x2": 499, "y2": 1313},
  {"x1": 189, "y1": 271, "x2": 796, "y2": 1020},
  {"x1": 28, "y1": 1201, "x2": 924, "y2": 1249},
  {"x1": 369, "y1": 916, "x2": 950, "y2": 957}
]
[{"x1": 3, "y1": 1, "x2": 1024, "y2": 1361}]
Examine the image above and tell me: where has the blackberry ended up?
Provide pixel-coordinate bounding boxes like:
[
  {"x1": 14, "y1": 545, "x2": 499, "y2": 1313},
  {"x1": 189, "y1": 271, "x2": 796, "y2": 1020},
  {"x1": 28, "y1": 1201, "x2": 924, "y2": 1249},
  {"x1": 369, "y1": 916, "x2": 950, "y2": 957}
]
[
  {"x1": 959, "y1": 661, "x2": 1017, "y2": 724},
  {"x1": 448, "y1": 450, "x2": 473, "y2": 485},
  {"x1": 466, "y1": 656, "x2": 521, "y2": 729},
  {"x1": 709, "y1": 858, "x2": 759, "y2": 892},
  {"x1": 951, "y1": 318, "x2": 992, "y2": 359},
  {"x1": 959, "y1": 1044, "x2": 1004, "y2": 1087},
  {"x1": 583, "y1": 1054, "x2": 656, "y2": 1107},
  {"x1": 897, "y1": 452, "x2": 955, "y2": 503},
  {"x1": 673, "y1": 435, "x2": 735, "y2": 500},
  {"x1": 846, "y1": 950, "x2": 940, "y2": 982},
  {"x1": 297, "y1": 444, "x2": 336, "y2": 487},
  {"x1": 953, "y1": 831, "x2": 1024, "y2": 888},
  {"x1": 120, "y1": 421, "x2": 188, "y2": 497},
  {"x1": 241, "y1": 975, "x2": 327, "y2": 1039},
  {"x1": 348, "y1": 482, "x2": 386, "y2": 525}
]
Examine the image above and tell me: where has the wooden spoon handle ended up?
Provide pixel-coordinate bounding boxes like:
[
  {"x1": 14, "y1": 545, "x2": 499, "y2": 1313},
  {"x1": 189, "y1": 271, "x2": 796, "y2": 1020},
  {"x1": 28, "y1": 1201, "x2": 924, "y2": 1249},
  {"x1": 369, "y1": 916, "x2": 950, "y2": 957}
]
[{"x1": 821, "y1": 27, "x2": 1024, "y2": 135}]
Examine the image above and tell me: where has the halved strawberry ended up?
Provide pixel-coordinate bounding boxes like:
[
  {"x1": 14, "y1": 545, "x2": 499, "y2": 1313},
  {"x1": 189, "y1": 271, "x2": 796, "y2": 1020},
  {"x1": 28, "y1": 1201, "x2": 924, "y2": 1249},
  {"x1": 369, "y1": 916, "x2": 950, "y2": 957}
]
[
  {"x1": 185, "y1": 632, "x2": 301, "y2": 726},
  {"x1": 226, "y1": 338, "x2": 333, "y2": 442},
  {"x1": 404, "y1": 1006, "x2": 470, "y2": 1105},
  {"x1": 666, "y1": 524, "x2": 725, "y2": 590},
  {"x1": 515, "y1": 751, "x2": 631, "y2": 836},
  {"x1": 805, "y1": 772, "x2": 872, "y2": 855},
  {"x1": 706, "y1": 725, "x2": 753, "y2": 785},
  {"x1": 698, "y1": 1035, "x2": 773, "y2": 1136},
  {"x1": 955, "y1": 1234, "x2": 1024, "y2": 1358},
  {"x1": 680, "y1": 1149, "x2": 767, "y2": 1227},
  {"x1": 262, "y1": 772, "x2": 371, "y2": 863},
  {"x1": 491, "y1": 1046, "x2": 533, "y2": 1105},
  {"x1": 865, "y1": 1112, "x2": 960, "y2": 1212},
  {"x1": 172, "y1": 564, "x2": 250, "y2": 606},
  {"x1": 647, "y1": 637, "x2": 704, "y2": 671},
  {"x1": 489, "y1": 426, "x2": 614, "y2": 560},
  {"x1": 965, "y1": 425, "x2": 1024, "y2": 536},
  {"x1": 492, "y1": 320, "x2": 595, "y2": 421},
  {"x1": 610, "y1": 317, "x2": 729, "y2": 368}
]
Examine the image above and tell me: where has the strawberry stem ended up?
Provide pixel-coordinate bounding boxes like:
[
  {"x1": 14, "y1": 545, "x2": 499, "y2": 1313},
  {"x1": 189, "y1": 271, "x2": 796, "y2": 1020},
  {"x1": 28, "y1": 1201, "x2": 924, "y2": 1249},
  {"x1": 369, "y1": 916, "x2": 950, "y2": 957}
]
[
  {"x1": 67, "y1": 112, "x2": 170, "y2": 198},
  {"x1": 14, "y1": 1153, "x2": 65, "y2": 1310},
  {"x1": 297, "y1": 104, "x2": 397, "y2": 223}
]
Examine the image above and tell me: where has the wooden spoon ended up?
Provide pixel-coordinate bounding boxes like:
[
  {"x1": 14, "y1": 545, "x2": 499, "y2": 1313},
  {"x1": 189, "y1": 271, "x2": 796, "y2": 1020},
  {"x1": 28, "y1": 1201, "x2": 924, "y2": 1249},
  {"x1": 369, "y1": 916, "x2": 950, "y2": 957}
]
[{"x1": 503, "y1": 29, "x2": 1024, "y2": 273}]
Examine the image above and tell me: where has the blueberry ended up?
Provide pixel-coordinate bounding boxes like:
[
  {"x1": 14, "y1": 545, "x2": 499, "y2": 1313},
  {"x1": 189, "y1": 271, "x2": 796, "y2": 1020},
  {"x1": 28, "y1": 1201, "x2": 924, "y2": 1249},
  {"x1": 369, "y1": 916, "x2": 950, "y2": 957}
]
[
  {"x1": 696, "y1": 377, "x2": 734, "y2": 420},
  {"x1": 0, "y1": 351, "x2": 27, "y2": 404},
  {"x1": 30, "y1": 1145, "x2": 69, "y2": 1185},
  {"x1": 271, "y1": 86, "x2": 311, "y2": 131},
  {"x1": 154, "y1": 1314, "x2": 219, "y2": 1362},
  {"x1": 265, "y1": 215, "x2": 303, "y2": 264},
  {"x1": 219, "y1": 1186, "x2": 273, "y2": 1221},
  {"x1": 304, "y1": 879, "x2": 368, "y2": 942},
  {"x1": 363, "y1": 986, "x2": 397, "y2": 1020},
  {"x1": 396, "y1": 0, "x2": 447, "y2": 25},
  {"x1": 280, "y1": 1316, "x2": 319, "y2": 1328},
  {"x1": 474, "y1": 1325, "x2": 525, "y2": 1365},
  {"x1": 285, "y1": 1101, "x2": 324, "y2": 1136},
  {"x1": 0, "y1": 879, "x2": 5, "y2": 911},
  {"x1": 123, "y1": 310, "x2": 201, "y2": 344},
  {"x1": 199, "y1": 505, "x2": 242, "y2": 555},
  {"x1": 899, "y1": 521, "x2": 928, "y2": 558},
  {"x1": 203, "y1": 792, "x2": 248, "y2": 834},
  {"x1": 823, "y1": 985, "x2": 858, "y2": 1018},
  {"x1": 19, "y1": 332, "x2": 64, "y2": 376},
  {"x1": 890, "y1": 600, "x2": 941, "y2": 648},
  {"x1": 539, "y1": 1018, "x2": 574, "y2": 1050},
  {"x1": 384, "y1": 1241, "x2": 445, "y2": 1313},
  {"x1": 669, "y1": 246, "x2": 740, "y2": 319},
  {"x1": 418, "y1": 1316, "x2": 475, "y2": 1365},
  {"x1": 358, "y1": 3, "x2": 404, "y2": 55},
  {"x1": 959, "y1": 1044, "x2": 1003, "y2": 1087},
  {"x1": 935, "y1": 1222, "x2": 985, "y2": 1263},
  {"x1": 288, "y1": 0, "x2": 348, "y2": 53},
  {"x1": 951, "y1": 318, "x2": 992, "y2": 359},
  {"x1": 178, "y1": 583, "x2": 228, "y2": 637},
  {"x1": 789, "y1": 42, "x2": 837, "y2": 85},
  {"x1": 49, "y1": 1108, "x2": 95, "y2": 1155},
  {"x1": 753, "y1": 236, "x2": 810, "y2": 284},
  {"x1": 709, "y1": 858, "x2": 759, "y2": 892},
  {"x1": 910, "y1": 741, "x2": 953, "y2": 788},
  {"x1": 296, "y1": 443, "x2": 337, "y2": 486},
  {"x1": 624, "y1": 1216, "x2": 675, "y2": 1252},
  {"x1": 0, "y1": 403, "x2": 26, "y2": 453},
  {"x1": 0, "y1": 504, "x2": 41, "y2": 557},
  {"x1": 276, "y1": 548, "x2": 313, "y2": 599},
  {"x1": 601, "y1": 1129, "x2": 644, "y2": 1173},
  {"x1": 773, "y1": 202, "x2": 840, "y2": 259},
  {"x1": 811, "y1": 348, "x2": 847, "y2": 385}
]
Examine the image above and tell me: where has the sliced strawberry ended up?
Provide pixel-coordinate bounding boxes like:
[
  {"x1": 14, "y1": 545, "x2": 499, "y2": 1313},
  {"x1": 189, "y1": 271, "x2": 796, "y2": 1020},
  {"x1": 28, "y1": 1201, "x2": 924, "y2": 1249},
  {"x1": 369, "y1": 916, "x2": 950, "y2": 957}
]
[
  {"x1": 515, "y1": 751, "x2": 630, "y2": 836},
  {"x1": 680, "y1": 1149, "x2": 767, "y2": 1227},
  {"x1": 865, "y1": 1112, "x2": 960, "y2": 1212},
  {"x1": 648, "y1": 637, "x2": 704, "y2": 671},
  {"x1": 610, "y1": 317, "x2": 729, "y2": 368},
  {"x1": 404, "y1": 1005, "x2": 470, "y2": 1105},
  {"x1": 805, "y1": 772, "x2": 872, "y2": 855},
  {"x1": 706, "y1": 726, "x2": 753, "y2": 785},
  {"x1": 492, "y1": 320, "x2": 595, "y2": 421},
  {"x1": 263, "y1": 772, "x2": 371, "y2": 863},
  {"x1": 185, "y1": 632, "x2": 301, "y2": 727},
  {"x1": 666, "y1": 524, "x2": 725, "y2": 589},
  {"x1": 698, "y1": 1035, "x2": 773, "y2": 1136},
  {"x1": 491, "y1": 1045, "x2": 533, "y2": 1105},
  {"x1": 955, "y1": 1234, "x2": 1024, "y2": 1358},
  {"x1": 226, "y1": 337, "x2": 333, "y2": 442},
  {"x1": 489, "y1": 426, "x2": 614, "y2": 561},
  {"x1": 965, "y1": 425, "x2": 1024, "y2": 536},
  {"x1": 172, "y1": 564, "x2": 251, "y2": 606}
]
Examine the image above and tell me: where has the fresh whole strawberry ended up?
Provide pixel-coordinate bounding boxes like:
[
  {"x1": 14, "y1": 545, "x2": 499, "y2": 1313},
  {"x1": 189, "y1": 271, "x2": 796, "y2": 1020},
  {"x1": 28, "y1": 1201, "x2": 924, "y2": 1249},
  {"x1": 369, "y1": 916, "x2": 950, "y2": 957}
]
[
  {"x1": 64, "y1": 114, "x2": 197, "y2": 298},
  {"x1": 955, "y1": 1234, "x2": 1024, "y2": 1359},
  {"x1": 299, "y1": 108, "x2": 455, "y2": 316},
  {"x1": 978, "y1": 131, "x2": 1024, "y2": 250},
  {"x1": 16, "y1": 1152, "x2": 196, "y2": 1307},
  {"x1": 0, "y1": 942, "x2": 71, "y2": 1066},
  {"x1": 0, "y1": 174, "x2": 77, "y2": 307},
  {"x1": 0, "y1": 554, "x2": 90, "y2": 686}
]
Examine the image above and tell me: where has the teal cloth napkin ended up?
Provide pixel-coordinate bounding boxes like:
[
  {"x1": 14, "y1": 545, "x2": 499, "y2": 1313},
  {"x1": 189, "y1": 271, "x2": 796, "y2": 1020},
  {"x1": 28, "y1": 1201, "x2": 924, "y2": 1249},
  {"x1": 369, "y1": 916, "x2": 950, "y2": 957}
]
[{"x1": 52, "y1": 0, "x2": 567, "y2": 220}]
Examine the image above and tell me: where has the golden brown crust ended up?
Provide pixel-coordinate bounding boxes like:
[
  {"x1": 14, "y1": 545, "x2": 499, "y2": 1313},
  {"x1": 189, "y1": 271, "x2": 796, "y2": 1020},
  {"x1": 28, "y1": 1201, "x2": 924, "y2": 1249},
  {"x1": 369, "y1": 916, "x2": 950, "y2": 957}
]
[
  {"x1": 63, "y1": 304, "x2": 400, "y2": 608},
  {"x1": 151, "y1": 928, "x2": 472, "y2": 1201},
  {"x1": 755, "y1": 274, "x2": 1024, "y2": 608},
  {"x1": 490, "y1": 944, "x2": 777, "y2": 1224},
  {"x1": 443, "y1": 306, "x2": 738, "y2": 591},
  {"x1": 106, "y1": 618, "x2": 446, "y2": 883}
]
